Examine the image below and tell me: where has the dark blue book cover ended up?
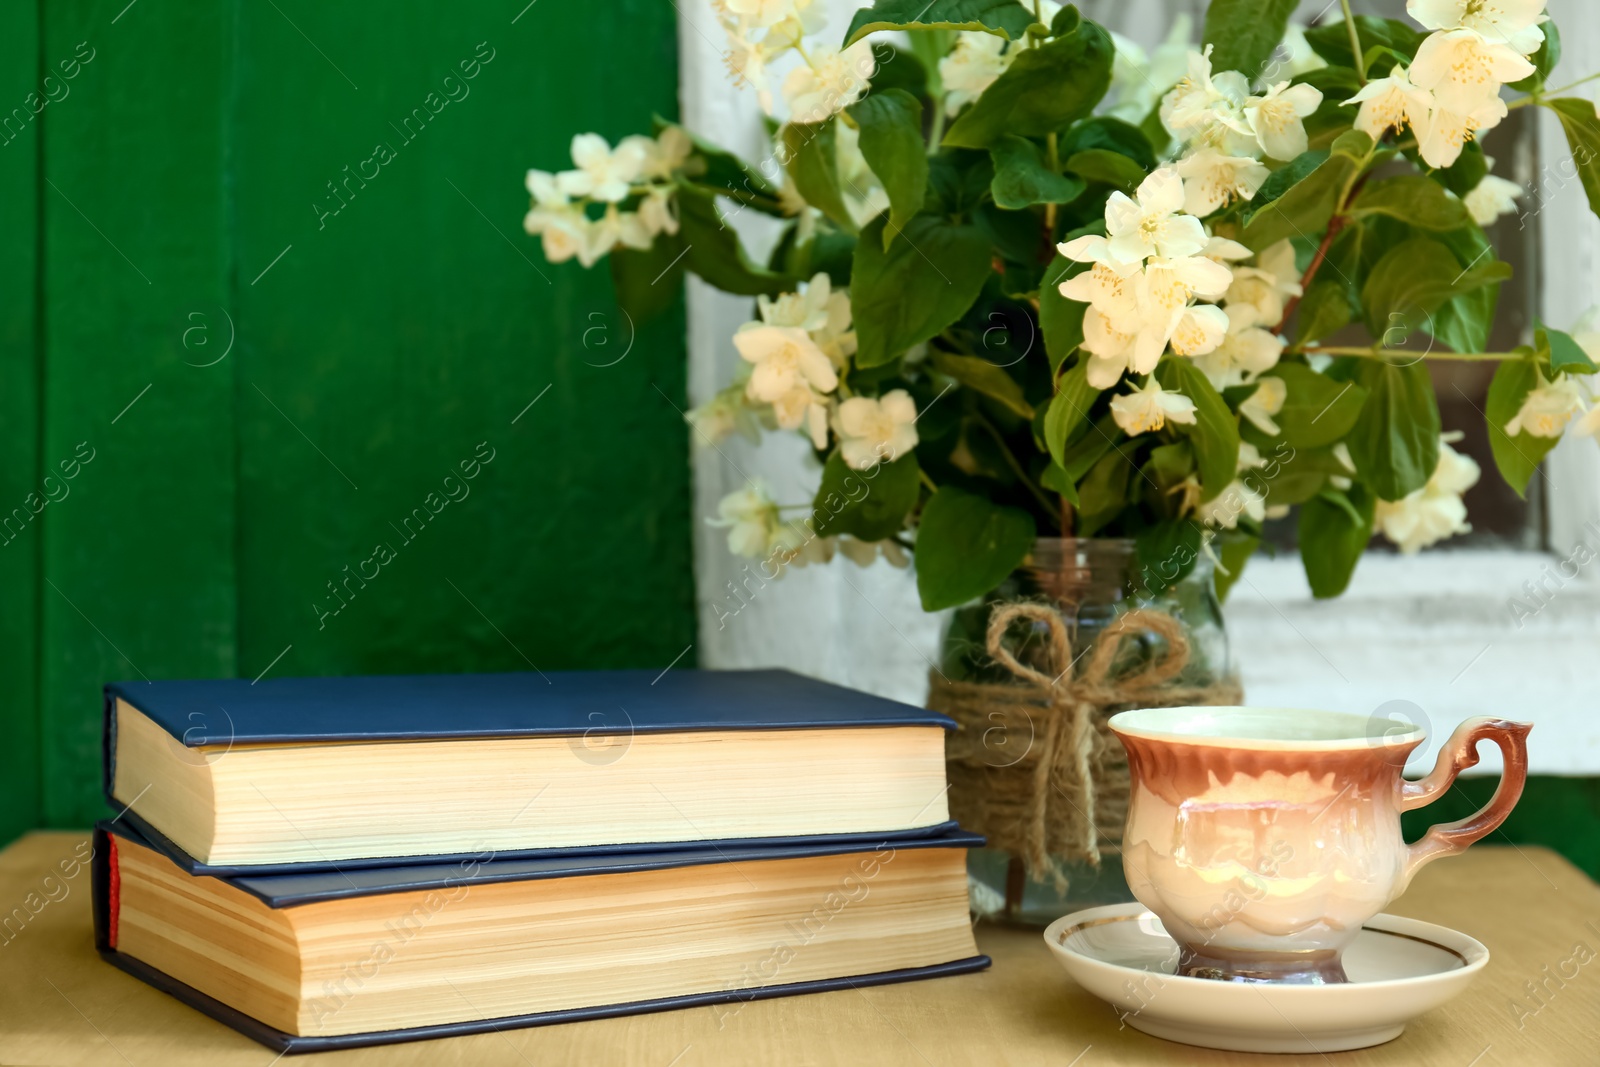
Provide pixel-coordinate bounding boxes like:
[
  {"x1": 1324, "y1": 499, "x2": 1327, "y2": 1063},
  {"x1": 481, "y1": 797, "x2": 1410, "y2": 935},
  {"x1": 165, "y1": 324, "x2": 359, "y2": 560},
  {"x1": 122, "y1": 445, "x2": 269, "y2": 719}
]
[{"x1": 93, "y1": 822, "x2": 991, "y2": 1053}]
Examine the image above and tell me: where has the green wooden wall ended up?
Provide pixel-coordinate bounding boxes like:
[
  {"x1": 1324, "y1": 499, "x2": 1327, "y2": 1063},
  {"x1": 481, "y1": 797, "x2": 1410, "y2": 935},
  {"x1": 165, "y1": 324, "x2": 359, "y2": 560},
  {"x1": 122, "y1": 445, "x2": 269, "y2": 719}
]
[{"x1": 2, "y1": 0, "x2": 694, "y2": 840}]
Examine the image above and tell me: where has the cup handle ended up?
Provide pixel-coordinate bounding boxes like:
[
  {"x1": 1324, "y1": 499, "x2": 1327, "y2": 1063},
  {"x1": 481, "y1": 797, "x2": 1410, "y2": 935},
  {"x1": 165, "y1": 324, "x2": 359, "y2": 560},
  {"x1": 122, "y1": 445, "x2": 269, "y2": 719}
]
[{"x1": 1396, "y1": 717, "x2": 1532, "y2": 894}]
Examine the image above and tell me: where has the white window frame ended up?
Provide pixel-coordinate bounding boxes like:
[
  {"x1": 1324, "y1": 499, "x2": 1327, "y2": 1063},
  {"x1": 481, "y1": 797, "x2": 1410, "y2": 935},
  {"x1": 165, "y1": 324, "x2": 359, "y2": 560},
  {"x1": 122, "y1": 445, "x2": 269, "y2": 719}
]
[{"x1": 677, "y1": 0, "x2": 1600, "y2": 776}]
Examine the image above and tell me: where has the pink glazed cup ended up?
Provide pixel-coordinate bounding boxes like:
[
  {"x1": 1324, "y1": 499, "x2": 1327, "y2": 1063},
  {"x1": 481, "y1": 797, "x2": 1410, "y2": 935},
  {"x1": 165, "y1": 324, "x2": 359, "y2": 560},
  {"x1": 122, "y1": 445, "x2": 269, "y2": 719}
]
[{"x1": 1108, "y1": 706, "x2": 1531, "y2": 984}]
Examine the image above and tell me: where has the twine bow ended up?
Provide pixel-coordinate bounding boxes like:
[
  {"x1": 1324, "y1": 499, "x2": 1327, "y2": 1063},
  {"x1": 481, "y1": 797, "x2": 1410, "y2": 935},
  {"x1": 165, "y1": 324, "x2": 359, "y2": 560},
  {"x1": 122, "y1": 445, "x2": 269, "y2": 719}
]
[{"x1": 929, "y1": 602, "x2": 1240, "y2": 892}]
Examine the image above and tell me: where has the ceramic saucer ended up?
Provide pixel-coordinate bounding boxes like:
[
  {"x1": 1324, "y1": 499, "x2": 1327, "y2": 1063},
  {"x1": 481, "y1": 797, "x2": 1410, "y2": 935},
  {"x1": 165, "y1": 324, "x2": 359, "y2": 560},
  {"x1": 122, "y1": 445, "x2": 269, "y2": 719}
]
[{"x1": 1043, "y1": 903, "x2": 1489, "y2": 1054}]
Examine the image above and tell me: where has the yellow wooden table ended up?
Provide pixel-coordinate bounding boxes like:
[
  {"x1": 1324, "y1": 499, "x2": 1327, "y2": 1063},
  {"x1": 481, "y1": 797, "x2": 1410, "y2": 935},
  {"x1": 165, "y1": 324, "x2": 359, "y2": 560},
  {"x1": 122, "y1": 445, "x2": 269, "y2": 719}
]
[{"x1": 2, "y1": 833, "x2": 1595, "y2": 1065}]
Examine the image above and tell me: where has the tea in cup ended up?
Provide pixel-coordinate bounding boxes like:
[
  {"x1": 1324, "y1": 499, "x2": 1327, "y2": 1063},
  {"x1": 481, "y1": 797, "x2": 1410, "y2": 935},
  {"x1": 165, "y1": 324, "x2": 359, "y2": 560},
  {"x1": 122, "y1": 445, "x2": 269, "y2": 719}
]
[{"x1": 1108, "y1": 706, "x2": 1530, "y2": 984}]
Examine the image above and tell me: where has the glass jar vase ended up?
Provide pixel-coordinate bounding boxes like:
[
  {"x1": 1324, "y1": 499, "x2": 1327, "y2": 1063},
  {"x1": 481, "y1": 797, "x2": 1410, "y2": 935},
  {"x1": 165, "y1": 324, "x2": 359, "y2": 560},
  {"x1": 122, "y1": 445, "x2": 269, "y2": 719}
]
[{"x1": 929, "y1": 537, "x2": 1239, "y2": 927}]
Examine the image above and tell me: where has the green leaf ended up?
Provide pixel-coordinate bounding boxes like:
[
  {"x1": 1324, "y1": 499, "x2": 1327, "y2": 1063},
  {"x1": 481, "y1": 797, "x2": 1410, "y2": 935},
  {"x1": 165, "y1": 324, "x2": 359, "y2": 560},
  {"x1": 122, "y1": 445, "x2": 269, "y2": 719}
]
[
  {"x1": 1064, "y1": 148, "x2": 1146, "y2": 192},
  {"x1": 1135, "y1": 519, "x2": 1203, "y2": 594},
  {"x1": 676, "y1": 185, "x2": 797, "y2": 296},
  {"x1": 915, "y1": 486, "x2": 1037, "y2": 610},
  {"x1": 1241, "y1": 133, "x2": 1370, "y2": 251},
  {"x1": 1043, "y1": 360, "x2": 1098, "y2": 466},
  {"x1": 1039, "y1": 257, "x2": 1091, "y2": 372},
  {"x1": 1295, "y1": 280, "x2": 1352, "y2": 345},
  {"x1": 845, "y1": 0, "x2": 1035, "y2": 47},
  {"x1": 1362, "y1": 236, "x2": 1510, "y2": 341},
  {"x1": 1058, "y1": 115, "x2": 1157, "y2": 170},
  {"x1": 1202, "y1": 0, "x2": 1300, "y2": 80},
  {"x1": 989, "y1": 135, "x2": 1084, "y2": 209},
  {"x1": 1076, "y1": 448, "x2": 1130, "y2": 535},
  {"x1": 1155, "y1": 359, "x2": 1239, "y2": 502},
  {"x1": 782, "y1": 119, "x2": 854, "y2": 231},
  {"x1": 942, "y1": 17, "x2": 1114, "y2": 148},
  {"x1": 1299, "y1": 485, "x2": 1375, "y2": 599},
  {"x1": 1345, "y1": 360, "x2": 1440, "y2": 501},
  {"x1": 930, "y1": 351, "x2": 1034, "y2": 418},
  {"x1": 1263, "y1": 363, "x2": 1368, "y2": 449},
  {"x1": 657, "y1": 119, "x2": 786, "y2": 216},
  {"x1": 1427, "y1": 225, "x2": 1503, "y2": 354},
  {"x1": 1303, "y1": 17, "x2": 1423, "y2": 72},
  {"x1": 1428, "y1": 139, "x2": 1488, "y2": 198},
  {"x1": 812, "y1": 451, "x2": 921, "y2": 541},
  {"x1": 609, "y1": 229, "x2": 686, "y2": 323},
  {"x1": 1541, "y1": 324, "x2": 1598, "y2": 375},
  {"x1": 1486, "y1": 356, "x2": 1561, "y2": 497},
  {"x1": 1039, "y1": 253, "x2": 1089, "y2": 374},
  {"x1": 1547, "y1": 98, "x2": 1600, "y2": 221},
  {"x1": 848, "y1": 90, "x2": 930, "y2": 249},
  {"x1": 1350, "y1": 175, "x2": 1472, "y2": 232},
  {"x1": 1039, "y1": 462, "x2": 1080, "y2": 505},
  {"x1": 923, "y1": 148, "x2": 996, "y2": 214},
  {"x1": 1213, "y1": 531, "x2": 1260, "y2": 602},
  {"x1": 865, "y1": 43, "x2": 929, "y2": 100},
  {"x1": 1511, "y1": 19, "x2": 1560, "y2": 93},
  {"x1": 852, "y1": 214, "x2": 993, "y2": 366}
]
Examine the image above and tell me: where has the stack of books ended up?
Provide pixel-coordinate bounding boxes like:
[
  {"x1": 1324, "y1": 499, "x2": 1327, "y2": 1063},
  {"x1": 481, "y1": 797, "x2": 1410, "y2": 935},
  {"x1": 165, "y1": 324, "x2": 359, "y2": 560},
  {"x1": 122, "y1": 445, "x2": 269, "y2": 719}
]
[{"x1": 94, "y1": 669, "x2": 986, "y2": 1052}]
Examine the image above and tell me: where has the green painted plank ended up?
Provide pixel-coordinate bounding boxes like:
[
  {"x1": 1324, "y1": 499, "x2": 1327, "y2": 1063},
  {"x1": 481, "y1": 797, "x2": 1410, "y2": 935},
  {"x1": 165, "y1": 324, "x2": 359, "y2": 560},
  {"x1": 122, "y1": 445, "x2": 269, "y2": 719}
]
[
  {"x1": 0, "y1": 1, "x2": 41, "y2": 847},
  {"x1": 39, "y1": 2, "x2": 238, "y2": 825},
  {"x1": 231, "y1": 0, "x2": 694, "y2": 681},
  {"x1": 1403, "y1": 775, "x2": 1600, "y2": 882}
]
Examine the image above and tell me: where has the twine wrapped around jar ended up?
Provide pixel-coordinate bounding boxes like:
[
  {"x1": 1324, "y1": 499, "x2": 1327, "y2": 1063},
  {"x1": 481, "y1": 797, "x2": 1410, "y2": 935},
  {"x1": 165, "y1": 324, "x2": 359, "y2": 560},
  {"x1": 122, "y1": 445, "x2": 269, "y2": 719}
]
[{"x1": 928, "y1": 602, "x2": 1243, "y2": 891}]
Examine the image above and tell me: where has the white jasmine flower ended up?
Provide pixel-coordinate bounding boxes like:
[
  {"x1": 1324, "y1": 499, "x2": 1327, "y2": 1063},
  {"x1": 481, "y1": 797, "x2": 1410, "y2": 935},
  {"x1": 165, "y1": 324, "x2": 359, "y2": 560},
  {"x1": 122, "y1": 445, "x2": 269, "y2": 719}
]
[
  {"x1": 1281, "y1": 21, "x2": 1328, "y2": 77},
  {"x1": 1240, "y1": 376, "x2": 1288, "y2": 435},
  {"x1": 1059, "y1": 261, "x2": 1143, "y2": 320},
  {"x1": 1416, "y1": 95, "x2": 1508, "y2": 169},
  {"x1": 768, "y1": 519, "x2": 835, "y2": 568},
  {"x1": 1344, "y1": 65, "x2": 1435, "y2": 141},
  {"x1": 757, "y1": 272, "x2": 856, "y2": 366},
  {"x1": 1170, "y1": 303, "x2": 1230, "y2": 356},
  {"x1": 602, "y1": 206, "x2": 653, "y2": 252},
  {"x1": 1109, "y1": 376, "x2": 1198, "y2": 436},
  {"x1": 782, "y1": 40, "x2": 874, "y2": 123},
  {"x1": 1244, "y1": 81, "x2": 1323, "y2": 161},
  {"x1": 724, "y1": 0, "x2": 817, "y2": 32},
  {"x1": 734, "y1": 325, "x2": 839, "y2": 403},
  {"x1": 723, "y1": 29, "x2": 777, "y2": 112},
  {"x1": 628, "y1": 126, "x2": 693, "y2": 182},
  {"x1": 940, "y1": 32, "x2": 1014, "y2": 116},
  {"x1": 1200, "y1": 234, "x2": 1255, "y2": 263},
  {"x1": 687, "y1": 385, "x2": 762, "y2": 447},
  {"x1": 557, "y1": 133, "x2": 647, "y2": 203},
  {"x1": 1330, "y1": 441, "x2": 1356, "y2": 489},
  {"x1": 771, "y1": 384, "x2": 831, "y2": 448},
  {"x1": 1080, "y1": 306, "x2": 1144, "y2": 388},
  {"x1": 1177, "y1": 149, "x2": 1271, "y2": 216},
  {"x1": 709, "y1": 481, "x2": 783, "y2": 557},
  {"x1": 636, "y1": 187, "x2": 679, "y2": 237},
  {"x1": 1162, "y1": 47, "x2": 1254, "y2": 152},
  {"x1": 837, "y1": 390, "x2": 918, "y2": 469},
  {"x1": 1194, "y1": 303, "x2": 1284, "y2": 388},
  {"x1": 1197, "y1": 479, "x2": 1266, "y2": 529},
  {"x1": 1142, "y1": 254, "x2": 1235, "y2": 313},
  {"x1": 1406, "y1": 0, "x2": 1548, "y2": 55},
  {"x1": 1104, "y1": 168, "x2": 1209, "y2": 264},
  {"x1": 1226, "y1": 240, "x2": 1303, "y2": 326},
  {"x1": 838, "y1": 536, "x2": 910, "y2": 568},
  {"x1": 1463, "y1": 172, "x2": 1523, "y2": 226},
  {"x1": 527, "y1": 207, "x2": 590, "y2": 265},
  {"x1": 1374, "y1": 438, "x2": 1480, "y2": 553},
  {"x1": 1504, "y1": 371, "x2": 1586, "y2": 437},
  {"x1": 1409, "y1": 30, "x2": 1535, "y2": 113},
  {"x1": 525, "y1": 169, "x2": 568, "y2": 207}
]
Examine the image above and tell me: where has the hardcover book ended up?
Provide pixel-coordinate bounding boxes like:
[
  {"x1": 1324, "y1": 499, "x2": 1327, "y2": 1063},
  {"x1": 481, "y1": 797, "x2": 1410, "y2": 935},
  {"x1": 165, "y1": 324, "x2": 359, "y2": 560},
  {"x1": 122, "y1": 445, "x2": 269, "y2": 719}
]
[
  {"x1": 93, "y1": 822, "x2": 989, "y2": 1052},
  {"x1": 104, "y1": 669, "x2": 955, "y2": 869}
]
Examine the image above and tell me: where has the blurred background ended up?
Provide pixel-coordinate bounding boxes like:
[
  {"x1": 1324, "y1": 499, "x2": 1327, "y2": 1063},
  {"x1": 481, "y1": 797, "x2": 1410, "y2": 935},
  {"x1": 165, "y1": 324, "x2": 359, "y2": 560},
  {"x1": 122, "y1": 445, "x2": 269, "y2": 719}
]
[{"x1": 2, "y1": 1, "x2": 1596, "y2": 873}]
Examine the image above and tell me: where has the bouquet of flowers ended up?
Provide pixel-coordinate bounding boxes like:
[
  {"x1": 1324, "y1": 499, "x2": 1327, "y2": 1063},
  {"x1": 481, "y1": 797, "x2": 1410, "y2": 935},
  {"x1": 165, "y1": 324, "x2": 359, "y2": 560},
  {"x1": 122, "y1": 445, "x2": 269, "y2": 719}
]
[{"x1": 523, "y1": 0, "x2": 1600, "y2": 609}]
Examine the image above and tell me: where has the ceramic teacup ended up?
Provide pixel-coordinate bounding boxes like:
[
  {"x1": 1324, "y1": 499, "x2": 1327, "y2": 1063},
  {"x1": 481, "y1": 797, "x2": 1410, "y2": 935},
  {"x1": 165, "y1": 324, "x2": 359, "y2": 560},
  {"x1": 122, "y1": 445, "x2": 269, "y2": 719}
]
[{"x1": 1108, "y1": 706, "x2": 1530, "y2": 984}]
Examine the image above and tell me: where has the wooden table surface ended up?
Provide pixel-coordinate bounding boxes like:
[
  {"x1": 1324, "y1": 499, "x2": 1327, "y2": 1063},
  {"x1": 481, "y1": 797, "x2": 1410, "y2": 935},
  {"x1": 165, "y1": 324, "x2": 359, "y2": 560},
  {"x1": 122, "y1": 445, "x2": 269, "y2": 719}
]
[{"x1": 1, "y1": 832, "x2": 1596, "y2": 1065}]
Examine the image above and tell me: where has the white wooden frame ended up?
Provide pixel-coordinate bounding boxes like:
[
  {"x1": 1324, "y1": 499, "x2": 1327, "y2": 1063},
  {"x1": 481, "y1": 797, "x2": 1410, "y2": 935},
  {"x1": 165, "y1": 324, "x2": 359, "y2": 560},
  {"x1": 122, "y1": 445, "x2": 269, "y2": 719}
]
[{"x1": 677, "y1": 0, "x2": 1600, "y2": 775}]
